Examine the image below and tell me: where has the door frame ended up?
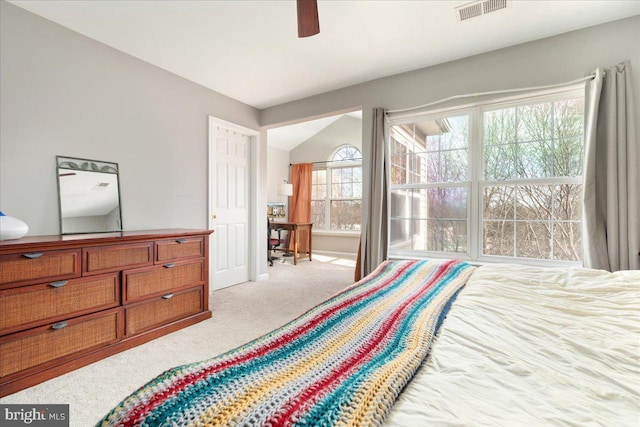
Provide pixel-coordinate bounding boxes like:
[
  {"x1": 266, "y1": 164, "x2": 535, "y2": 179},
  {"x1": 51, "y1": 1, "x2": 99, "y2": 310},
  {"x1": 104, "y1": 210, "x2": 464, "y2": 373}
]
[{"x1": 208, "y1": 116, "x2": 261, "y2": 292}]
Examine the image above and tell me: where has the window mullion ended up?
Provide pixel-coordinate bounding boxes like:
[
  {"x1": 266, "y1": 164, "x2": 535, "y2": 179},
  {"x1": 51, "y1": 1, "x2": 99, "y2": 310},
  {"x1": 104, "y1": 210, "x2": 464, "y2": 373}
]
[
  {"x1": 325, "y1": 166, "x2": 331, "y2": 230},
  {"x1": 513, "y1": 107, "x2": 519, "y2": 258},
  {"x1": 550, "y1": 102, "x2": 556, "y2": 260},
  {"x1": 469, "y1": 108, "x2": 482, "y2": 261}
]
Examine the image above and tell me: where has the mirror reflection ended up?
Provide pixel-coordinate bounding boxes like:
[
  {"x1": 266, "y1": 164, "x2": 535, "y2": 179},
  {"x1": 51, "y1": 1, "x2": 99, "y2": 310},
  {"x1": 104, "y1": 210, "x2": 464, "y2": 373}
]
[{"x1": 56, "y1": 156, "x2": 122, "y2": 234}]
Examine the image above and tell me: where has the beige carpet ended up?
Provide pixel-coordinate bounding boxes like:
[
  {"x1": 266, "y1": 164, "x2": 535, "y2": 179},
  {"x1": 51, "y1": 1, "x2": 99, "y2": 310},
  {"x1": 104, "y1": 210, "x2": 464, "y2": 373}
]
[{"x1": 0, "y1": 253, "x2": 356, "y2": 427}]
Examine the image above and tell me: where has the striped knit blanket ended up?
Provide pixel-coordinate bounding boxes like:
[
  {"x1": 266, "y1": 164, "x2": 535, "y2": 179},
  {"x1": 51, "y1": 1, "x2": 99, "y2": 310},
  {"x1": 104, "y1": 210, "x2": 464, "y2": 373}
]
[{"x1": 97, "y1": 259, "x2": 475, "y2": 427}]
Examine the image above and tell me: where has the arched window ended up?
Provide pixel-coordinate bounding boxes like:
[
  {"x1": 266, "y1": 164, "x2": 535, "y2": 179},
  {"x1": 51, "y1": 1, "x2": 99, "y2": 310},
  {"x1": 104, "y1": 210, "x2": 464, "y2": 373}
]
[
  {"x1": 332, "y1": 146, "x2": 362, "y2": 162},
  {"x1": 311, "y1": 145, "x2": 362, "y2": 231}
]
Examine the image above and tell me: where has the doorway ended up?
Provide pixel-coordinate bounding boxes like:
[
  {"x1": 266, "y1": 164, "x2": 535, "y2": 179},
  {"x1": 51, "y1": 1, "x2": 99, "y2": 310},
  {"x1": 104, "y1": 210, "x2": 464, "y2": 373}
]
[
  {"x1": 265, "y1": 109, "x2": 363, "y2": 256},
  {"x1": 208, "y1": 117, "x2": 258, "y2": 291}
]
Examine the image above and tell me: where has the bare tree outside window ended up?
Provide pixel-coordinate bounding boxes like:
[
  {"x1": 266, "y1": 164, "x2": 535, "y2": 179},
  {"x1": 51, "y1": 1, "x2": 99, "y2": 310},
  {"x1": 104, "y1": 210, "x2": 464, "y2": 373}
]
[
  {"x1": 311, "y1": 169, "x2": 326, "y2": 228},
  {"x1": 389, "y1": 90, "x2": 584, "y2": 264},
  {"x1": 390, "y1": 116, "x2": 469, "y2": 253},
  {"x1": 482, "y1": 98, "x2": 584, "y2": 261}
]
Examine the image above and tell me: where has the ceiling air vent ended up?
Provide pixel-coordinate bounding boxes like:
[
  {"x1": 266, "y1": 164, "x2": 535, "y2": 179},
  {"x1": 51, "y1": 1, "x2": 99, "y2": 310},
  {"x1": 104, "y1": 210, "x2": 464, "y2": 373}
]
[{"x1": 455, "y1": 0, "x2": 510, "y2": 22}]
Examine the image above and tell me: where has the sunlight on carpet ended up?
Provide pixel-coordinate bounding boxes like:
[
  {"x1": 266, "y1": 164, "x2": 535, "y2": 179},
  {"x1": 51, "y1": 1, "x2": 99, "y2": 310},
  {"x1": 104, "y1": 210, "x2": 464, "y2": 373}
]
[{"x1": 309, "y1": 253, "x2": 356, "y2": 267}]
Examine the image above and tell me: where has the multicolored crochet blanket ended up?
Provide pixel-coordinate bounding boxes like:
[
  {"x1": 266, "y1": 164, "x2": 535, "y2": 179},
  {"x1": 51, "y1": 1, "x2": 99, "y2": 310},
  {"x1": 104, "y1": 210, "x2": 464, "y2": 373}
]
[{"x1": 97, "y1": 259, "x2": 475, "y2": 427}]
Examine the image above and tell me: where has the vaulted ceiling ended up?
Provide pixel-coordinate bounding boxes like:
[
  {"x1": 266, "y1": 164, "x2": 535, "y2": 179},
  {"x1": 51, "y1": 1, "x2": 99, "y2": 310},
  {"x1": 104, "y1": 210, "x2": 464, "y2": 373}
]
[{"x1": 10, "y1": 1, "x2": 640, "y2": 110}]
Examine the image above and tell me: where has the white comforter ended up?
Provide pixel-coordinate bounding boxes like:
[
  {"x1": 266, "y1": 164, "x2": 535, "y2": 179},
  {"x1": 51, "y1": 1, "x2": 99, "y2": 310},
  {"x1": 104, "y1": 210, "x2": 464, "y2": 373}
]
[{"x1": 385, "y1": 263, "x2": 640, "y2": 427}]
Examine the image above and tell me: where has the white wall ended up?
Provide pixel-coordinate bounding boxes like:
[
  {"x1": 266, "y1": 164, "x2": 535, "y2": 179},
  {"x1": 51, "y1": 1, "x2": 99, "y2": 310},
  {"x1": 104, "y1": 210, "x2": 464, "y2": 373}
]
[
  {"x1": 290, "y1": 115, "x2": 362, "y2": 164},
  {"x1": 0, "y1": 2, "x2": 261, "y2": 236},
  {"x1": 267, "y1": 146, "x2": 290, "y2": 205},
  {"x1": 260, "y1": 16, "x2": 640, "y2": 251}
]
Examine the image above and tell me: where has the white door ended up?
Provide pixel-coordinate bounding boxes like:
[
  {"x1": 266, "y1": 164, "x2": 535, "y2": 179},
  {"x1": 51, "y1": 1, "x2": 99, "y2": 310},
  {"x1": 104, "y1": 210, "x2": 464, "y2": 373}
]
[{"x1": 210, "y1": 122, "x2": 251, "y2": 290}]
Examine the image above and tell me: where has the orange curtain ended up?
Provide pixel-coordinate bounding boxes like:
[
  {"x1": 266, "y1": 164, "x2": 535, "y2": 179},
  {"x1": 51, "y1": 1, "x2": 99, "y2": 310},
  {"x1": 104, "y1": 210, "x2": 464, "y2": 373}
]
[{"x1": 289, "y1": 163, "x2": 313, "y2": 252}]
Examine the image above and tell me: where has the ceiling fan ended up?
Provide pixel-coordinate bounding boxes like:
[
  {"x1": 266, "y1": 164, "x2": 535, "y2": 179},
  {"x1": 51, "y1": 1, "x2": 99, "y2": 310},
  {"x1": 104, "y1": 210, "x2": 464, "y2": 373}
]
[{"x1": 297, "y1": 0, "x2": 320, "y2": 37}]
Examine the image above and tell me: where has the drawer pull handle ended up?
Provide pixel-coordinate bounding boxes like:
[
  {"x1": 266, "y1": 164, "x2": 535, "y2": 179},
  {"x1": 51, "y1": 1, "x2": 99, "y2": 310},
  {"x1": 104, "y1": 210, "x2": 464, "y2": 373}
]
[
  {"x1": 49, "y1": 280, "x2": 68, "y2": 288},
  {"x1": 51, "y1": 322, "x2": 68, "y2": 330},
  {"x1": 23, "y1": 252, "x2": 43, "y2": 259},
  {"x1": 162, "y1": 293, "x2": 174, "y2": 299},
  {"x1": 175, "y1": 239, "x2": 187, "y2": 243},
  {"x1": 163, "y1": 263, "x2": 175, "y2": 268}
]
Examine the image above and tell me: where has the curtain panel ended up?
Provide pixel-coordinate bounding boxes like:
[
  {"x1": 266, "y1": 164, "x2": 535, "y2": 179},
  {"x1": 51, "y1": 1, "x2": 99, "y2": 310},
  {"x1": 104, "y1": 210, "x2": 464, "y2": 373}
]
[
  {"x1": 583, "y1": 61, "x2": 640, "y2": 271},
  {"x1": 289, "y1": 163, "x2": 313, "y2": 253},
  {"x1": 358, "y1": 108, "x2": 389, "y2": 280}
]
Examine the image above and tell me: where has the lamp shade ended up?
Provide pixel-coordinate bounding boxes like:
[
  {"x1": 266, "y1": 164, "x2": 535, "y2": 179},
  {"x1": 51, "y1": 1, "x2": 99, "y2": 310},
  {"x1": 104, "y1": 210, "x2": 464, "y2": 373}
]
[{"x1": 277, "y1": 183, "x2": 293, "y2": 196}]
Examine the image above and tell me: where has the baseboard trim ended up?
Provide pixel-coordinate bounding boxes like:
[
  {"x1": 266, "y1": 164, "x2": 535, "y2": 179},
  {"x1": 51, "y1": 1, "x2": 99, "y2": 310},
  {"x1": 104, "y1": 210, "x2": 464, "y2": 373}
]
[{"x1": 314, "y1": 250, "x2": 357, "y2": 258}]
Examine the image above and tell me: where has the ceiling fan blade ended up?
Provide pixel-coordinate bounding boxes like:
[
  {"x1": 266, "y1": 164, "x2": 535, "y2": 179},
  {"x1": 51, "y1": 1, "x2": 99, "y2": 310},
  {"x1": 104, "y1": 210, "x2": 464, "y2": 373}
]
[{"x1": 297, "y1": 0, "x2": 320, "y2": 38}]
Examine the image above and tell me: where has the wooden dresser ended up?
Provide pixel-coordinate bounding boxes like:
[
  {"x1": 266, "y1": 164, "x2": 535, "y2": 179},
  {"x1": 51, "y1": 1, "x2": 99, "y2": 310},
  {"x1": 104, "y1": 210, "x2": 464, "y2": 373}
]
[{"x1": 0, "y1": 229, "x2": 213, "y2": 397}]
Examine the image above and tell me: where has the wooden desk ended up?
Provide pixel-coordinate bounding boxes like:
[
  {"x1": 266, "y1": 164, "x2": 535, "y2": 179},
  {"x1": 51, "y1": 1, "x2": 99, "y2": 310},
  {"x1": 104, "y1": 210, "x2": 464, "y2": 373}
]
[{"x1": 273, "y1": 222, "x2": 313, "y2": 265}]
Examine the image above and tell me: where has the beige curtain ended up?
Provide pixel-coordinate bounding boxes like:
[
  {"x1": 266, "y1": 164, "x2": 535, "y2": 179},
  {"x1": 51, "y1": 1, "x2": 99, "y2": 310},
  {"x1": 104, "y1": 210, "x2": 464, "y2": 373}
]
[
  {"x1": 357, "y1": 107, "x2": 388, "y2": 279},
  {"x1": 289, "y1": 163, "x2": 313, "y2": 252},
  {"x1": 583, "y1": 61, "x2": 639, "y2": 271}
]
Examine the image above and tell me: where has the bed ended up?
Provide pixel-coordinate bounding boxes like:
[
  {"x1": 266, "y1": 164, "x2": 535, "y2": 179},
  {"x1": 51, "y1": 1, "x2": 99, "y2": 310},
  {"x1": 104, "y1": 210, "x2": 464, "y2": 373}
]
[
  {"x1": 385, "y1": 263, "x2": 640, "y2": 426},
  {"x1": 97, "y1": 259, "x2": 640, "y2": 426}
]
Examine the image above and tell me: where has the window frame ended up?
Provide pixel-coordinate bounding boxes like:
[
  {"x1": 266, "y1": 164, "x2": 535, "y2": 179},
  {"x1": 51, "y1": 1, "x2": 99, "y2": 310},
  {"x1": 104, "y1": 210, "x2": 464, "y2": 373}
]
[
  {"x1": 389, "y1": 111, "x2": 473, "y2": 257},
  {"x1": 311, "y1": 168, "x2": 328, "y2": 229},
  {"x1": 312, "y1": 145, "x2": 363, "y2": 233},
  {"x1": 387, "y1": 87, "x2": 585, "y2": 267}
]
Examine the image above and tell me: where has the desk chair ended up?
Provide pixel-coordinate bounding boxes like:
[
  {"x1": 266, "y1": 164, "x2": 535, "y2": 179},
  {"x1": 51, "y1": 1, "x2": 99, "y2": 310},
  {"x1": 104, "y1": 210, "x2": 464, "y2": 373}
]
[{"x1": 268, "y1": 220, "x2": 285, "y2": 266}]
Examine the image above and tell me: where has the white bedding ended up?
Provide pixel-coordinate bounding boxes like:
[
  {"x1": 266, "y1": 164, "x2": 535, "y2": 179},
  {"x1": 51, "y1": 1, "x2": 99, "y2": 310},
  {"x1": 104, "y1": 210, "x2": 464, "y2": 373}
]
[{"x1": 385, "y1": 263, "x2": 640, "y2": 427}]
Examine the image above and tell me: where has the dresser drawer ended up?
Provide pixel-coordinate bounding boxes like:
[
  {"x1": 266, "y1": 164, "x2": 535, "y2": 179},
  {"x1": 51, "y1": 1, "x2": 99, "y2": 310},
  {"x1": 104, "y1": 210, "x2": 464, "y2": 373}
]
[
  {"x1": 84, "y1": 243, "x2": 152, "y2": 275},
  {"x1": 123, "y1": 259, "x2": 204, "y2": 302},
  {"x1": 155, "y1": 237, "x2": 205, "y2": 263},
  {"x1": 0, "y1": 249, "x2": 81, "y2": 289},
  {"x1": 125, "y1": 287, "x2": 203, "y2": 335},
  {"x1": 0, "y1": 309, "x2": 121, "y2": 379},
  {"x1": 0, "y1": 273, "x2": 120, "y2": 335}
]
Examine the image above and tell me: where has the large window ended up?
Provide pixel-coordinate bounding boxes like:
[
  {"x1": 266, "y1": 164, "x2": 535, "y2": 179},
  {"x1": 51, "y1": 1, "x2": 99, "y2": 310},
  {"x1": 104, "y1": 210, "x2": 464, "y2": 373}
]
[
  {"x1": 389, "y1": 89, "x2": 584, "y2": 264},
  {"x1": 390, "y1": 116, "x2": 469, "y2": 253},
  {"x1": 312, "y1": 146, "x2": 362, "y2": 231}
]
